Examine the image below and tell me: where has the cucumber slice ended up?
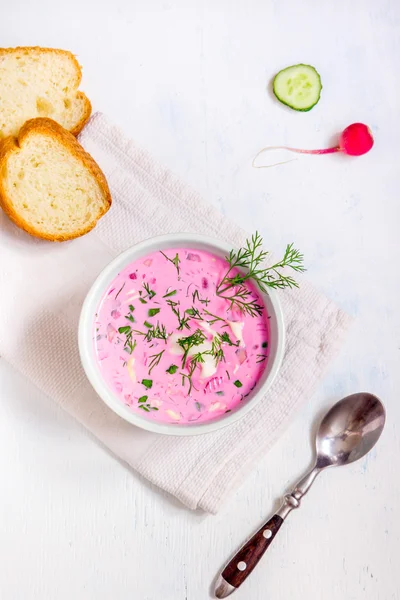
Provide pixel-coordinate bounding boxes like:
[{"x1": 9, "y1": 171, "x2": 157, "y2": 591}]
[{"x1": 273, "y1": 64, "x2": 322, "y2": 111}]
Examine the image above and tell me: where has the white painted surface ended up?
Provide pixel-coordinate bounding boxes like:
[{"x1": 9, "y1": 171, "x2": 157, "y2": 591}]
[{"x1": 0, "y1": 1, "x2": 399, "y2": 599}]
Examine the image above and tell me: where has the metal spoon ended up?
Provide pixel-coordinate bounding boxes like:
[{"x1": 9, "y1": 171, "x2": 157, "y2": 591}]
[{"x1": 215, "y1": 392, "x2": 386, "y2": 598}]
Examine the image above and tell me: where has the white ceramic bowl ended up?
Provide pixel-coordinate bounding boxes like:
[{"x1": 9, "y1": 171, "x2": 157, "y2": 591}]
[{"x1": 79, "y1": 233, "x2": 285, "y2": 436}]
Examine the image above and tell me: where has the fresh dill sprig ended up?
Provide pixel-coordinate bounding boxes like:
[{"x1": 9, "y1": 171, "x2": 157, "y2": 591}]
[
  {"x1": 186, "y1": 306, "x2": 202, "y2": 320},
  {"x1": 179, "y1": 352, "x2": 207, "y2": 395},
  {"x1": 133, "y1": 322, "x2": 168, "y2": 344},
  {"x1": 118, "y1": 325, "x2": 137, "y2": 354},
  {"x1": 180, "y1": 359, "x2": 199, "y2": 395},
  {"x1": 160, "y1": 250, "x2": 181, "y2": 278},
  {"x1": 148, "y1": 350, "x2": 165, "y2": 374},
  {"x1": 210, "y1": 335, "x2": 225, "y2": 364},
  {"x1": 142, "y1": 282, "x2": 156, "y2": 299},
  {"x1": 167, "y1": 301, "x2": 191, "y2": 331},
  {"x1": 203, "y1": 309, "x2": 226, "y2": 325},
  {"x1": 216, "y1": 232, "x2": 304, "y2": 315},
  {"x1": 192, "y1": 289, "x2": 209, "y2": 306},
  {"x1": 177, "y1": 329, "x2": 207, "y2": 367},
  {"x1": 218, "y1": 331, "x2": 239, "y2": 346}
]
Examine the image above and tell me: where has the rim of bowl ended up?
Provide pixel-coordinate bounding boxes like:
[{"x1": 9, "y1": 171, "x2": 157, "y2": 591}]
[{"x1": 78, "y1": 233, "x2": 285, "y2": 436}]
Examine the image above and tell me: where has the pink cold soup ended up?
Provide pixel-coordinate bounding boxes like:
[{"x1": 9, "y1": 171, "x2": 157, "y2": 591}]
[{"x1": 93, "y1": 248, "x2": 270, "y2": 425}]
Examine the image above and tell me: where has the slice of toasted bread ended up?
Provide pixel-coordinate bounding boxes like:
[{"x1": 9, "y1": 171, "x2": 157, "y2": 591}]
[
  {"x1": 0, "y1": 47, "x2": 92, "y2": 138},
  {"x1": 0, "y1": 118, "x2": 111, "y2": 241}
]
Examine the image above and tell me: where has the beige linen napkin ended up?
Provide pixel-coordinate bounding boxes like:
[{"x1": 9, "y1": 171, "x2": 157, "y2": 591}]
[{"x1": 0, "y1": 113, "x2": 351, "y2": 513}]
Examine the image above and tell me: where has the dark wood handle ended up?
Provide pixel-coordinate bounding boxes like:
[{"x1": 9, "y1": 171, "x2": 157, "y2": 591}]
[{"x1": 221, "y1": 514, "x2": 283, "y2": 590}]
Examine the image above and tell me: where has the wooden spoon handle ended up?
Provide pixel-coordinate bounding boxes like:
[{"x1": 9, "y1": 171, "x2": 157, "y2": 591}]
[{"x1": 215, "y1": 514, "x2": 283, "y2": 597}]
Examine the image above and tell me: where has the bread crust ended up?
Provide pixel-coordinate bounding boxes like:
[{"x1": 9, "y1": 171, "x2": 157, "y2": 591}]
[
  {"x1": 0, "y1": 118, "x2": 111, "y2": 242},
  {"x1": 0, "y1": 46, "x2": 92, "y2": 136}
]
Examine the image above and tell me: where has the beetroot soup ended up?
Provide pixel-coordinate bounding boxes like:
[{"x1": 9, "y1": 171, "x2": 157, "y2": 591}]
[{"x1": 93, "y1": 248, "x2": 270, "y2": 425}]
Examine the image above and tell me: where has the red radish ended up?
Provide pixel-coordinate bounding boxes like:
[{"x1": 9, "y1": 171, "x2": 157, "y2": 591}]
[{"x1": 253, "y1": 123, "x2": 374, "y2": 167}]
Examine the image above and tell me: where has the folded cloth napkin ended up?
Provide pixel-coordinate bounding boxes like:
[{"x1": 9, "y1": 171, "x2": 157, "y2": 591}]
[{"x1": 0, "y1": 113, "x2": 352, "y2": 513}]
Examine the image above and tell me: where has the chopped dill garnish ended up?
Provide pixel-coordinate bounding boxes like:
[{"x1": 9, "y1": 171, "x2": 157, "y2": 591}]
[
  {"x1": 203, "y1": 309, "x2": 226, "y2": 325},
  {"x1": 218, "y1": 331, "x2": 239, "y2": 346},
  {"x1": 192, "y1": 289, "x2": 209, "y2": 306},
  {"x1": 177, "y1": 329, "x2": 207, "y2": 367},
  {"x1": 160, "y1": 250, "x2": 181, "y2": 278},
  {"x1": 125, "y1": 305, "x2": 135, "y2": 323},
  {"x1": 163, "y1": 289, "x2": 177, "y2": 298},
  {"x1": 117, "y1": 325, "x2": 136, "y2": 354},
  {"x1": 142, "y1": 282, "x2": 156, "y2": 299},
  {"x1": 115, "y1": 282, "x2": 125, "y2": 299},
  {"x1": 186, "y1": 306, "x2": 202, "y2": 320},
  {"x1": 148, "y1": 350, "x2": 165, "y2": 374},
  {"x1": 133, "y1": 322, "x2": 168, "y2": 344},
  {"x1": 167, "y1": 302, "x2": 191, "y2": 331}
]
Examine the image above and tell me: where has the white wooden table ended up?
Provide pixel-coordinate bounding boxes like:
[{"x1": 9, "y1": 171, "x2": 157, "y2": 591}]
[{"x1": 1, "y1": 2, "x2": 399, "y2": 598}]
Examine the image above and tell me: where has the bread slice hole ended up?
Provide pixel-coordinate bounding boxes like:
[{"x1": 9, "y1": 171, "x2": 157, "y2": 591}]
[{"x1": 36, "y1": 97, "x2": 54, "y2": 115}]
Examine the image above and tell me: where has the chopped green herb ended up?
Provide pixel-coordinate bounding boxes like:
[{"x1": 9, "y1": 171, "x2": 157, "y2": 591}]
[
  {"x1": 148, "y1": 308, "x2": 161, "y2": 317},
  {"x1": 148, "y1": 350, "x2": 165, "y2": 374},
  {"x1": 168, "y1": 303, "x2": 190, "y2": 331},
  {"x1": 226, "y1": 370, "x2": 231, "y2": 380},
  {"x1": 139, "y1": 297, "x2": 147, "y2": 304},
  {"x1": 218, "y1": 331, "x2": 239, "y2": 346},
  {"x1": 233, "y1": 380, "x2": 243, "y2": 388},
  {"x1": 186, "y1": 306, "x2": 202, "y2": 320},
  {"x1": 143, "y1": 282, "x2": 156, "y2": 299},
  {"x1": 225, "y1": 409, "x2": 232, "y2": 413},
  {"x1": 210, "y1": 335, "x2": 225, "y2": 364},
  {"x1": 190, "y1": 351, "x2": 206, "y2": 364},
  {"x1": 115, "y1": 282, "x2": 125, "y2": 299},
  {"x1": 163, "y1": 289, "x2": 177, "y2": 298},
  {"x1": 166, "y1": 364, "x2": 178, "y2": 374},
  {"x1": 144, "y1": 321, "x2": 152, "y2": 328},
  {"x1": 262, "y1": 341, "x2": 268, "y2": 348},
  {"x1": 141, "y1": 379, "x2": 153, "y2": 389},
  {"x1": 151, "y1": 407, "x2": 159, "y2": 411},
  {"x1": 142, "y1": 322, "x2": 168, "y2": 344},
  {"x1": 177, "y1": 329, "x2": 207, "y2": 367},
  {"x1": 192, "y1": 289, "x2": 209, "y2": 305},
  {"x1": 118, "y1": 325, "x2": 136, "y2": 354},
  {"x1": 180, "y1": 358, "x2": 200, "y2": 395},
  {"x1": 125, "y1": 305, "x2": 135, "y2": 323},
  {"x1": 256, "y1": 354, "x2": 267, "y2": 363},
  {"x1": 195, "y1": 401, "x2": 201, "y2": 411},
  {"x1": 138, "y1": 395, "x2": 148, "y2": 403},
  {"x1": 160, "y1": 250, "x2": 181, "y2": 278},
  {"x1": 118, "y1": 325, "x2": 131, "y2": 334},
  {"x1": 139, "y1": 405, "x2": 150, "y2": 412},
  {"x1": 216, "y1": 391, "x2": 225, "y2": 396},
  {"x1": 203, "y1": 309, "x2": 226, "y2": 325}
]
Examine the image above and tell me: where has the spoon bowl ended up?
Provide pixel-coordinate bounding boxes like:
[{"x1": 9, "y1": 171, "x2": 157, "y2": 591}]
[{"x1": 316, "y1": 392, "x2": 386, "y2": 468}]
